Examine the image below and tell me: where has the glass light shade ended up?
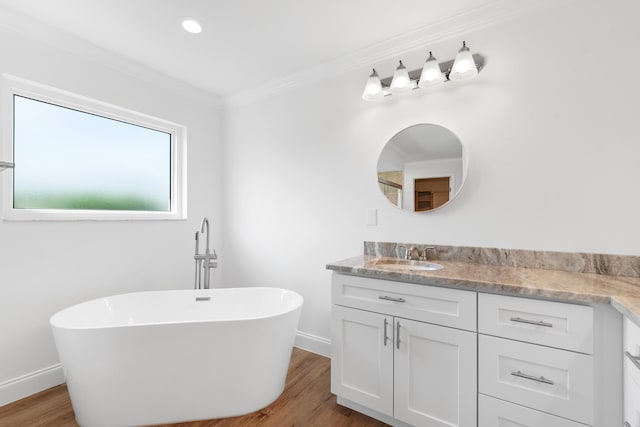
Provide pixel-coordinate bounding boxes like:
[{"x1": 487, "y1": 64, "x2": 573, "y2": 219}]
[
  {"x1": 418, "y1": 52, "x2": 444, "y2": 88},
  {"x1": 390, "y1": 61, "x2": 412, "y2": 95},
  {"x1": 362, "y1": 69, "x2": 383, "y2": 101},
  {"x1": 449, "y1": 41, "x2": 478, "y2": 81},
  {"x1": 181, "y1": 18, "x2": 203, "y2": 34}
]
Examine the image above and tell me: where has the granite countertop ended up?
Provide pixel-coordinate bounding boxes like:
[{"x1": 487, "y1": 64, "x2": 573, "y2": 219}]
[{"x1": 327, "y1": 255, "x2": 640, "y2": 327}]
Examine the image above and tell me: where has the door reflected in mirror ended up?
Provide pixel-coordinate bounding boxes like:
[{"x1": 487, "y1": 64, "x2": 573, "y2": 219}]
[{"x1": 377, "y1": 124, "x2": 468, "y2": 212}]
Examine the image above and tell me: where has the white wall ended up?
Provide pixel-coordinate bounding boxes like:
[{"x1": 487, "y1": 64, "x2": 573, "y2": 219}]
[
  {"x1": 0, "y1": 16, "x2": 224, "y2": 402},
  {"x1": 377, "y1": 145, "x2": 404, "y2": 172},
  {"x1": 223, "y1": 0, "x2": 640, "y2": 353}
]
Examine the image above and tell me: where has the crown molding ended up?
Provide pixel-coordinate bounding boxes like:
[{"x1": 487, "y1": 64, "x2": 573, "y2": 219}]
[
  {"x1": 225, "y1": 0, "x2": 558, "y2": 109},
  {"x1": 0, "y1": 5, "x2": 223, "y2": 109}
]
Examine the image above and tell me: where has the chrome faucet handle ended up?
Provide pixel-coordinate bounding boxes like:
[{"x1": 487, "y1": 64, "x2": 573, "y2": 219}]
[
  {"x1": 397, "y1": 245, "x2": 408, "y2": 259},
  {"x1": 419, "y1": 246, "x2": 436, "y2": 261}
]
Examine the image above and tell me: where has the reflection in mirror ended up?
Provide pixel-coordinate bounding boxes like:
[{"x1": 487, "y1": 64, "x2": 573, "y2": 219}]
[{"x1": 377, "y1": 124, "x2": 467, "y2": 212}]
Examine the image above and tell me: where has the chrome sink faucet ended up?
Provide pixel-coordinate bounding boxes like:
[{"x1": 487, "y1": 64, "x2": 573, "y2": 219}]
[
  {"x1": 398, "y1": 245, "x2": 436, "y2": 261},
  {"x1": 194, "y1": 217, "x2": 217, "y2": 289}
]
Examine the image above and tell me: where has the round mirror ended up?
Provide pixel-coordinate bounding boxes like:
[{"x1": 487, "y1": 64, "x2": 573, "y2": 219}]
[{"x1": 377, "y1": 124, "x2": 468, "y2": 212}]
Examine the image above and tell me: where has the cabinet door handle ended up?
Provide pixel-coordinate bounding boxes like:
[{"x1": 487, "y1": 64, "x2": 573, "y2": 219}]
[
  {"x1": 510, "y1": 317, "x2": 553, "y2": 328},
  {"x1": 511, "y1": 370, "x2": 554, "y2": 385},
  {"x1": 383, "y1": 318, "x2": 389, "y2": 346},
  {"x1": 379, "y1": 295, "x2": 406, "y2": 303},
  {"x1": 625, "y1": 351, "x2": 640, "y2": 371},
  {"x1": 396, "y1": 321, "x2": 401, "y2": 350}
]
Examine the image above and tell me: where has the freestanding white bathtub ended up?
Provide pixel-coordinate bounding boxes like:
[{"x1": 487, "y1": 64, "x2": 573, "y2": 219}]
[{"x1": 50, "y1": 287, "x2": 303, "y2": 427}]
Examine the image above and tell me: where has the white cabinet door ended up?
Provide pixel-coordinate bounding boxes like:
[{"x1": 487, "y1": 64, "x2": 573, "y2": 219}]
[
  {"x1": 331, "y1": 305, "x2": 393, "y2": 416},
  {"x1": 624, "y1": 369, "x2": 640, "y2": 427},
  {"x1": 394, "y1": 318, "x2": 477, "y2": 427},
  {"x1": 624, "y1": 317, "x2": 640, "y2": 427}
]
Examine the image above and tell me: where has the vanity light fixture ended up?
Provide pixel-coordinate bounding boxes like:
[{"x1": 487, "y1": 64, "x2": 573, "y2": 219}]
[
  {"x1": 449, "y1": 41, "x2": 478, "y2": 80},
  {"x1": 362, "y1": 69, "x2": 384, "y2": 101},
  {"x1": 362, "y1": 41, "x2": 483, "y2": 101},
  {"x1": 389, "y1": 61, "x2": 413, "y2": 95},
  {"x1": 181, "y1": 17, "x2": 203, "y2": 34},
  {"x1": 418, "y1": 52, "x2": 445, "y2": 88}
]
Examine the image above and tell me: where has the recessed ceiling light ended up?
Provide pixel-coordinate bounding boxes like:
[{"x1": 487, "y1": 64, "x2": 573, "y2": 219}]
[{"x1": 181, "y1": 18, "x2": 202, "y2": 34}]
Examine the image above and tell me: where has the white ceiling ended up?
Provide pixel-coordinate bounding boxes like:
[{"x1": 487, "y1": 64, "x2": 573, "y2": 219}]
[
  {"x1": 388, "y1": 124, "x2": 462, "y2": 162},
  {"x1": 0, "y1": 0, "x2": 515, "y2": 98}
]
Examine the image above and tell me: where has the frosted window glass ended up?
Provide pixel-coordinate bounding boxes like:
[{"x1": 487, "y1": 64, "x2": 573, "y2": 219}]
[{"x1": 13, "y1": 95, "x2": 171, "y2": 211}]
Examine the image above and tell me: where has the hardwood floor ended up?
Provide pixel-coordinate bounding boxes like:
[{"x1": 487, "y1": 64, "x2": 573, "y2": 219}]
[{"x1": 0, "y1": 348, "x2": 388, "y2": 427}]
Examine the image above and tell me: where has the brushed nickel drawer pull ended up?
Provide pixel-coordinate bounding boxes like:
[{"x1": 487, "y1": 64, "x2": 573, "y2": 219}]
[
  {"x1": 625, "y1": 351, "x2": 640, "y2": 371},
  {"x1": 383, "y1": 318, "x2": 389, "y2": 346},
  {"x1": 510, "y1": 317, "x2": 553, "y2": 328},
  {"x1": 396, "y1": 321, "x2": 401, "y2": 350},
  {"x1": 511, "y1": 370, "x2": 554, "y2": 385},
  {"x1": 379, "y1": 295, "x2": 406, "y2": 303}
]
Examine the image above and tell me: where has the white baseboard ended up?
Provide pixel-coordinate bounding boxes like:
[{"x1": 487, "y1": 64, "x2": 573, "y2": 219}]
[
  {"x1": 294, "y1": 330, "x2": 331, "y2": 357},
  {"x1": 0, "y1": 364, "x2": 64, "y2": 407}
]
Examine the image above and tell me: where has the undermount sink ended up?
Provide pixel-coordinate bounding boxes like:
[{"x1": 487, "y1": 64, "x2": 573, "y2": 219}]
[{"x1": 370, "y1": 260, "x2": 443, "y2": 271}]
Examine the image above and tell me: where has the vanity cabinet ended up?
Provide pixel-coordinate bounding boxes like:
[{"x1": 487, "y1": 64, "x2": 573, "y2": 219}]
[
  {"x1": 330, "y1": 272, "x2": 622, "y2": 427},
  {"x1": 331, "y1": 274, "x2": 477, "y2": 427},
  {"x1": 624, "y1": 317, "x2": 640, "y2": 427}
]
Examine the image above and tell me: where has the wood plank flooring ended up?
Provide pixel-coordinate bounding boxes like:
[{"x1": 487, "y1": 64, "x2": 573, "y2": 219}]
[{"x1": 0, "y1": 348, "x2": 389, "y2": 427}]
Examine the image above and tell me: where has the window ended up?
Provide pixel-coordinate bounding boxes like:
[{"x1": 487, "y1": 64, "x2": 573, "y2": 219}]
[{"x1": 1, "y1": 75, "x2": 186, "y2": 220}]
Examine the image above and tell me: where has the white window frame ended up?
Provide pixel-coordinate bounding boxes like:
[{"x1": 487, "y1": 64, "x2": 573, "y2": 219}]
[{"x1": 1, "y1": 75, "x2": 187, "y2": 221}]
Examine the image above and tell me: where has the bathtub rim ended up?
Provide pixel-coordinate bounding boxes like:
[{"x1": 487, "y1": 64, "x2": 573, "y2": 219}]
[{"x1": 50, "y1": 287, "x2": 304, "y2": 331}]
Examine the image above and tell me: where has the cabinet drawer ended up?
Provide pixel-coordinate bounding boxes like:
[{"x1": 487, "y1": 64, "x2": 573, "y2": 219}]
[
  {"x1": 478, "y1": 293, "x2": 593, "y2": 353},
  {"x1": 479, "y1": 335, "x2": 594, "y2": 425},
  {"x1": 624, "y1": 317, "x2": 640, "y2": 381},
  {"x1": 479, "y1": 394, "x2": 587, "y2": 427},
  {"x1": 625, "y1": 317, "x2": 640, "y2": 352},
  {"x1": 332, "y1": 274, "x2": 476, "y2": 331}
]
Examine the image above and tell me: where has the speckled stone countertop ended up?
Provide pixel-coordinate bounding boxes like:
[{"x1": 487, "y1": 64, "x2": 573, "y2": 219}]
[{"x1": 326, "y1": 255, "x2": 640, "y2": 327}]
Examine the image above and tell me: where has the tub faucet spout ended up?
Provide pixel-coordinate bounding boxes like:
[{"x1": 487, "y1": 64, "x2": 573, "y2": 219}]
[{"x1": 194, "y1": 217, "x2": 217, "y2": 289}]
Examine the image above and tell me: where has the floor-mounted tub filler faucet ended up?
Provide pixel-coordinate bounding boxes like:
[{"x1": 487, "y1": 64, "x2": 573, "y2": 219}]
[{"x1": 194, "y1": 217, "x2": 217, "y2": 289}]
